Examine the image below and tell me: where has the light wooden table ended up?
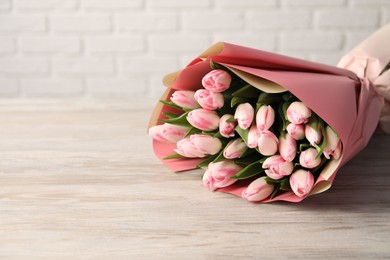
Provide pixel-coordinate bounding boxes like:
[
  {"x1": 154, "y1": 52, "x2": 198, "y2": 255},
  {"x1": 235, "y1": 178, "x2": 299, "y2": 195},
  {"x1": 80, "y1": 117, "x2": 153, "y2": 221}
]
[{"x1": 0, "y1": 99, "x2": 389, "y2": 259}]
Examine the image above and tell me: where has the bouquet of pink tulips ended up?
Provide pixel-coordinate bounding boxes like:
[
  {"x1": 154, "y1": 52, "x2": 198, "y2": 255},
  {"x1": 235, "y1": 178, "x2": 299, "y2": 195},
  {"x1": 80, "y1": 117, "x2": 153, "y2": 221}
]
[{"x1": 148, "y1": 25, "x2": 390, "y2": 203}]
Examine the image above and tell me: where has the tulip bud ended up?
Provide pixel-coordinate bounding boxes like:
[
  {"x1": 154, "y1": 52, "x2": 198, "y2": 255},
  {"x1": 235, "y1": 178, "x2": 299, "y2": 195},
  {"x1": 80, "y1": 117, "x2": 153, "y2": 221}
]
[
  {"x1": 289, "y1": 169, "x2": 314, "y2": 197},
  {"x1": 170, "y1": 90, "x2": 200, "y2": 109},
  {"x1": 161, "y1": 123, "x2": 189, "y2": 143},
  {"x1": 242, "y1": 177, "x2": 274, "y2": 202},
  {"x1": 234, "y1": 103, "x2": 254, "y2": 130},
  {"x1": 187, "y1": 108, "x2": 220, "y2": 131},
  {"x1": 174, "y1": 134, "x2": 222, "y2": 158},
  {"x1": 202, "y1": 161, "x2": 242, "y2": 191},
  {"x1": 219, "y1": 114, "x2": 236, "y2": 138},
  {"x1": 190, "y1": 134, "x2": 222, "y2": 155},
  {"x1": 148, "y1": 125, "x2": 169, "y2": 143},
  {"x1": 202, "y1": 69, "x2": 232, "y2": 93},
  {"x1": 278, "y1": 133, "x2": 297, "y2": 162},
  {"x1": 323, "y1": 126, "x2": 342, "y2": 160},
  {"x1": 305, "y1": 124, "x2": 322, "y2": 146},
  {"x1": 223, "y1": 139, "x2": 247, "y2": 159},
  {"x1": 287, "y1": 101, "x2": 312, "y2": 124},
  {"x1": 258, "y1": 131, "x2": 278, "y2": 156},
  {"x1": 256, "y1": 105, "x2": 275, "y2": 132},
  {"x1": 286, "y1": 123, "x2": 305, "y2": 140},
  {"x1": 194, "y1": 89, "x2": 224, "y2": 110},
  {"x1": 262, "y1": 155, "x2": 294, "y2": 180},
  {"x1": 247, "y1": 125, "x2": 261, "y2": 148},
  {"x1": 299, "y1": 148, "x2": 321, "y2": 169},
  {"x1": 174, "y1": 137, "x2": 206, "y2": 158}
]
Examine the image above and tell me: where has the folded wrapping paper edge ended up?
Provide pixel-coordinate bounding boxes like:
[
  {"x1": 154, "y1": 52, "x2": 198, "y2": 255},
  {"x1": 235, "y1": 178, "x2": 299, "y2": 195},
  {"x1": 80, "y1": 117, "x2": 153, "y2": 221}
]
[{"x1": 337, "y1": 23, "x2": 390, "y2": 133}]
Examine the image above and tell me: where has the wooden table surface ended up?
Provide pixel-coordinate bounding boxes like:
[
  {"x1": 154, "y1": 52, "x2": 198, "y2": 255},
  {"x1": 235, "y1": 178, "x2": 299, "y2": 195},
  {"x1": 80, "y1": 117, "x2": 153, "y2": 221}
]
[{"x1": 0, "y1": 99, "x2": 389, "y2": 259}]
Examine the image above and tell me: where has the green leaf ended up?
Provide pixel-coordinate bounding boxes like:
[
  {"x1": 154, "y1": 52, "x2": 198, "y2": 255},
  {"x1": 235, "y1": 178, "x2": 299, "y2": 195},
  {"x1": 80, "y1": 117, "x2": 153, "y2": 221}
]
[
  {"x1": 235, "y1": 152, "x2": 264, "y2": 166},
  {"x1": 213, "y1": 150, "x2": 227, "y2": 163},
  {"x1": 163, "y1": 153, "x2": 186, "y2": 160},
  {"x1": 197, "y1": 153, "x2": 219, "y2": 168},
  {"x1": 231, "y1": 84, "x2": 260, "y2": 98},
  {"x1": 163, "y1": 112, "x2": 181, "y2": 119},
  {"x1": 231, "y1": 161, "x2": 263, "y2": 180},
  {"x1": 161, "y1": 111, "x2": 191, "y2": 127},
  {"x1": 280, "y1": 178, "x2": 291, "y2": 191},
  {"x1": 235, "y1": 125, "x2": 249, "y2": 146},
  {"x1": 299, "y1": 143, "x2": 311, "y2": 152},
  {"x1": 257, "y1": 92, "x2": 281, "y2": 106},
  {"x1": 184, "y1": 127, "x2": 201, "y2": 138},
  {"x1": 226, "y1": 116, "x2": 236, "y2": 123},
  {"x1": 278, "y1": 101, "x2": 291, "y2": 134},
  {"x1": 159, "y1": 100, "x2": 183, "y2": 110},
  {"x1": 210, "y1": 59, "x2": 223, "y2": 70},
  {"x1": 314, "y1": 119, "x2": 327, "y2": 158},
  {"x1": 231, "y1": 96, "x2": 251, "y2": 108},
  {"x1": 269, "y1": 184, "x2": 281, "y2": 200}
]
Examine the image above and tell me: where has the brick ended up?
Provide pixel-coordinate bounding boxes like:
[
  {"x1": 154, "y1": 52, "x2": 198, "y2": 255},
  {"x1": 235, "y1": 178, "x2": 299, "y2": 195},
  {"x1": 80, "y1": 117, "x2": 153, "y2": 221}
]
[
  {"x1": 15, "y1": 0, "x2": 77, "y2": 9},
  {"x1": 121, "y1": 57, "x2": 177, "y2": 74},
  {"x1": 0, "y1": 37, "x2": 14, "y2": 53},
  {"x1": 215, "y1": 0, "x2": 276, "y2": 8},
  {"x1": 20, "y1": 36, "x2": 80, "y2": 53},
  {"x1": 21, "y1": 78, "x2": 84, "y2": 97},
  {"x1": 183, "y1": 12, "x2": 244, "y2": 30},
  {"x1": 345, "y1": 30, "x2": 376, "y2": 50},
  {"x1": 0, "y1": 15, "x2": 45, "y2": 32},
  {"x1": 248, "y1": 11, "x2": 311, "y2": 30},
  {"x1": 116, "y1": 14, "x2": 177, "y2": 31},
  {"x1": 279, "y1": 32, "x2": 343, "y2": 50},
  {"x1": 85, "y1": 36, "x2": 144, "y2": 53},
  {"x1": 148, "y1": 0, "x2": 210, "y2": 8},
  {"x1": 309, "y1": 52, "x2": 344, "y2": 66},
  {"x1": 149, "y1": 35, "x2": 210, "y2": 53},
  {"x1": 148, "y1": 76, "x2": 168, "y2": 98},
  {"x1": 212, "y1": 33, "x2": 276, "y2": 51},
  {"x1": 82, "y1": 0, "x2": 143, "y2": 9},
  {"x1": 0, "y1": 58, "x2": 49, "y2": 75},
  {"x1": 50, "y1": 15, "x2": 110, "y2": 32},
  {"x1": 0, "y1": 0, "x2": 11, "y2": 10},
  {"x1": 86, "y1": 77, "x2": 147, "y2": 97},
  {"x1": 351, "y1": 0, "x2": 390, "y2": 6},
  {"x1": 54, "y1": 58, "x2": 115, "y2": 75},
  {"x1": 316, "y1": 10, "x2": 379, "y2": 28},
  {"x1": 0, "y1": 78, "x2": 19, "y2": 97},
  {"x1": 382, "y1": 8, "x2": 390, "y2": 24},
  {"x1": 281, "y1": 0, "x2": 346, "y2": 6}
]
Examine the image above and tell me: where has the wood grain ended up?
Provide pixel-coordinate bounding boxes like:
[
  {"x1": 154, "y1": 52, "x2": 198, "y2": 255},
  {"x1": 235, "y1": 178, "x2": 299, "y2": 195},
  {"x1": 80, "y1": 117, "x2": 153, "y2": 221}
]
[{"x1": 0, "y1": 99, "x2": 389, "y2": 259}]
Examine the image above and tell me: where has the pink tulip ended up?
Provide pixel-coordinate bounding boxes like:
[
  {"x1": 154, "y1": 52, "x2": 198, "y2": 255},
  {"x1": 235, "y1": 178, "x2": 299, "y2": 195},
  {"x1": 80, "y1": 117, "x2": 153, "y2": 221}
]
[
  {"x1": 234, "y1": 103, "x2": 254, "y2": 130},
  {"x1": 175, "y1": 134, "x2": 222, "y2": 158},
  {"x1": 187, "y1": 108, "x2": 220, "y2": 131},
  {"x1": 258, "y1": 131, "x2": 278, "y2": 156},
  {"x1": 247, "y1": 125, "x2": 261, "y2": 148},
  {"x1": 242, "y1": 177, "x2": 274, "y2": 202},
  {"x1": 202, "y1": 161, "x2": 242, "y2": 191},
  {"x1": 305, "y1": 124, "x2": 322, "y2": 146},
  {"x1": 170, "y1": 90, "x2": 200, "y2": 109},
  {"x1": 279, "y1": 133, "x2": 297, "y2": 162},
  {"x1": 148, "y1": 125, "x2": 169, "y2": 143},
  {"x1": 223, "y1": 139, "x2": 247, "y2": 159},
  {"x1": 262, "y1": 155, "x2": 294, "y2": 180},
  {"x1": 194, "y1": 89, "x2": 224, "y2": 110},
  {"x1": 286, "y1": 123, "x2": 305, "y2": 140},
  {"x1": 202, "y1": 69, "x2": 232, "y2": 93},
  {"x1": 290, "y1": 169, "x2": 314, "y2": 197},
  {"x1": 323, "y1": 126, "x2": 342, "y2": 160},
  {"x1": 287, "y1": 101, "x2": 312, "y2": 124},
  {"x1": 256, "y1": 105, "x2": 275, "y2": 132},
  {"x1": 161, "y1": 123, "x2": 189, "y2": 143},
  {"x1": 174, "y1": 137, "x2": 205, "y2": 158},
  {"x1": 299, "y1": 148, "x2": 321, "y2": 169},
  {"x1": 219, "y1": 114, "x2": 236, "y2": 138}
]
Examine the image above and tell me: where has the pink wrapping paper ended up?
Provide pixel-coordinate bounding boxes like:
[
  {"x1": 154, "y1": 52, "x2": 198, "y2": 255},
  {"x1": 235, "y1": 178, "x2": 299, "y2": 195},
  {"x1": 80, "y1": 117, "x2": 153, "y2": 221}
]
[{"x1": 149, "y1": 25, "x2": 389, "y2": 202}]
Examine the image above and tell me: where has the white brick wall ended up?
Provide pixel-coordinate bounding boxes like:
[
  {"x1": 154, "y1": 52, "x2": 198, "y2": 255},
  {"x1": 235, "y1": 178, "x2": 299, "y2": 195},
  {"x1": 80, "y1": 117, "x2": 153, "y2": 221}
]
[{"x1": 0, "y1": 0, "x2": 388, "y2": 98}]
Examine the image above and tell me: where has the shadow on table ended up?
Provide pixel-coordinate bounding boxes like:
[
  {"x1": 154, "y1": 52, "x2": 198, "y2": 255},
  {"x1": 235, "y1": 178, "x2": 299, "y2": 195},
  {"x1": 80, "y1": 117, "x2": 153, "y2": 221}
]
[{"x1": 287, "y1": 134, "x2": 390, "y2": 213}]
